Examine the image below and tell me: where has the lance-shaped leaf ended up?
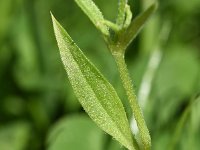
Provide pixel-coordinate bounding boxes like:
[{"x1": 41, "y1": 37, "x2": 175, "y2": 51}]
[
  {"x1": 51, "y1": 14, "x2": 136, "y2": 150},
  {"x1": 74, "y1": 0, "x2": 109, "y2": 36},
  {"x1": 120, "y1": 3, "x2": 157, "y2": 50}
]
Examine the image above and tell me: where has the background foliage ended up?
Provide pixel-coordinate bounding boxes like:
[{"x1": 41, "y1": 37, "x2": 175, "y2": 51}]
[{"x1": 0, "y1": 0, "x2": 199, "y2": 150}]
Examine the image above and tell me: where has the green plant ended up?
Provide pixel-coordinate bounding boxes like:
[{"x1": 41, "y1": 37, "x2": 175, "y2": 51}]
[{"x1": 51, "y1": 0, "x2": 157, "y2": 150}]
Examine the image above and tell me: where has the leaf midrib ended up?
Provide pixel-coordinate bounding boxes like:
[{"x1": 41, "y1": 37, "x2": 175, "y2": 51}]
[{"x1": 67, "y1": 41, "x2": 133, "y2": 149}]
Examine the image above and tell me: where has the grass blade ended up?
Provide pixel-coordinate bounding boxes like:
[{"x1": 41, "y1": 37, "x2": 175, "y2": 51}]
[
  {"x1": 51, "y1": 13, "x2": 136, "y2": 150},
  {"x1": 74, "y1": 0, "x2": 109, "y2": 36},
  {"x1": 169, "y1": 96, "x2": 200, "y2": 150}
]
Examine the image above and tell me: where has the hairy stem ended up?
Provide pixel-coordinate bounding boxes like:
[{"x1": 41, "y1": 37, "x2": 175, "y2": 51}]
[
  {"x1": 112, "y1": 51, "x2": 151, "y2": 150},
  {"x1": 131, "y1": 48, "x2": 162, "y2": 136}
]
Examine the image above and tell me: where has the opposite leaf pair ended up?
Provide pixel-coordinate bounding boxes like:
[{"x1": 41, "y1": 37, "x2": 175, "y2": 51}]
[{"x1": 51, "y1": 0, "x2": 157, "y2": 150}]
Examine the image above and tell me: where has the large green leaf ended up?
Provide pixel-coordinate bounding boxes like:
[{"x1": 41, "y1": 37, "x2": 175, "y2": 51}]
[
  {"x1": 47, "y1": 115, "x2": 105, "y2": 150},
  {"x1": 74, "y1": 0, "x2": 109, "y2": 36},
  {"x1": 51, "y1": 14, "x2": 135, "y2": 150}
]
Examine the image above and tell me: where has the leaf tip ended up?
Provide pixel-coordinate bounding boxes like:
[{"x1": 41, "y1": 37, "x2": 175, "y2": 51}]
[
  {"x1": 50, "y1": 12, "x2": 56, "y2": 23},
  {"x1": 151, "y1": 2, "x2": 158, "y2": 13},
  {"x1": 50, "y1": 12, "x2": 62, "y2": 37}
]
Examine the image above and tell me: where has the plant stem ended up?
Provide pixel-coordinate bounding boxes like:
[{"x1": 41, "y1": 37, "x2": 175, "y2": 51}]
[
  {"x1": 112, "y1": 50, "x2": 151, "y2": 150},
  {"x1": 131, "y1": 48, "x2": 162, "y2": 136}
]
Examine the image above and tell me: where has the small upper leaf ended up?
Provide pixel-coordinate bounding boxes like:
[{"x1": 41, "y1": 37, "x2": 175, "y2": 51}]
[
  {"x1": 74, "y1": 0, "x2": 109, "y2": 36},
  {"x1": 116, "y1": 0, "x2": 127, "y2": 26},
  {"x1": 51, "y1": 13, "x2": 136, "y2": 150},
  {"x1": 120, "y1": 3, "x2": 157, "y2": 50}
]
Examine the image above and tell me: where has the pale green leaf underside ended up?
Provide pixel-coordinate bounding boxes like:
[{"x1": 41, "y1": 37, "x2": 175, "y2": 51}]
[
  {"x1": 74, "y1": 0, "x2": 109, "y2": 36},
  {"x1": 47, "y1": 115, "x2": 105, "y2": 150},
  {"x1": 51, "y1": 14, "x2": 135, "y2": 150},
  {"x1": 120, "y1": 3, "x2": 157, "y2": 49}
]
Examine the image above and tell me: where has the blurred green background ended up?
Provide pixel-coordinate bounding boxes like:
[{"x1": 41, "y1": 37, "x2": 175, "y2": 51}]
[{"x1": 0, "y1": 0, "x2": 200, "y2": 150}]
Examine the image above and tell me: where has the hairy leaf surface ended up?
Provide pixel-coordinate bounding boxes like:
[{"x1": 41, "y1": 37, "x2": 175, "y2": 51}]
[
  {"x1": 51, "y1": 14, "x2": 135, "y2": 150},
  {"x1": 74, "y1": 0, "x2": 109, "y2": 36}
]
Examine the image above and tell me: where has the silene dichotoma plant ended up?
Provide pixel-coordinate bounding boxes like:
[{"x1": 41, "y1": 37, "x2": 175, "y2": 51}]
[{"x1": 51, "y1": 0, "x2": 157, "y2": 150}]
